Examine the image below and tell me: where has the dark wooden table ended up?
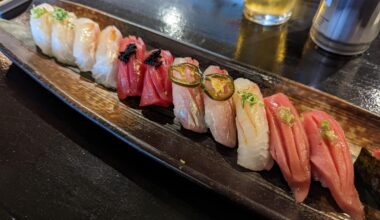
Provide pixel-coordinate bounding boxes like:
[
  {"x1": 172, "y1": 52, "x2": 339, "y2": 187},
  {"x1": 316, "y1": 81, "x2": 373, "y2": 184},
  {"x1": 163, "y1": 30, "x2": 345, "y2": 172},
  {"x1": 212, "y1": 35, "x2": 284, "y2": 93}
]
[{"x1": 1, "y1": 0, "x2": 379, "y2": 219}]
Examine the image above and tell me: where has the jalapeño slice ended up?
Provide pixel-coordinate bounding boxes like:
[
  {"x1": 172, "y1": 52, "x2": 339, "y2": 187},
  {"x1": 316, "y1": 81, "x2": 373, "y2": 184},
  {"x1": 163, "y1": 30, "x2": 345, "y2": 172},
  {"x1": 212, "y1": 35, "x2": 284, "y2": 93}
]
[
  {"x1": 201, "y1": 73, "x2": 234, "y2": 101},
  {"x1": 168, "y1": 63, "x2": 202, "y2": 88}
]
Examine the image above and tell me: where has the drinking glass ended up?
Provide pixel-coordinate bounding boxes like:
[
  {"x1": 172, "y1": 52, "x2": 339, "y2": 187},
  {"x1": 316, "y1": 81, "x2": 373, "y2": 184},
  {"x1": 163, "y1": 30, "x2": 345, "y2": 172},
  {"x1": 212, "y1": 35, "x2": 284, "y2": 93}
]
[{"x1": 243, "y1": 0, "x2": 296, "y2": 26}]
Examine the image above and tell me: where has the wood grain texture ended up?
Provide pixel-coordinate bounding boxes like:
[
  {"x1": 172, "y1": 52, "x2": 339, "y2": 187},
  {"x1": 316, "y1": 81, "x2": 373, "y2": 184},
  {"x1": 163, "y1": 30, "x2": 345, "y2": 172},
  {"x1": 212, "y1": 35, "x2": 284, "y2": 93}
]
[{"x1": 0, "y1": 1, "x2": 379, "y2": 219}]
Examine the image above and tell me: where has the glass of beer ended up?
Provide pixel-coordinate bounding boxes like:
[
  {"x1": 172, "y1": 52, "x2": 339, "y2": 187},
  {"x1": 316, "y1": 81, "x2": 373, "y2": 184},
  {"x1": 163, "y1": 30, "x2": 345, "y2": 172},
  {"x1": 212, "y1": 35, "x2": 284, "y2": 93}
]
[{"x1": 244, "y1": 0, "x2": 296, "y2": 26}]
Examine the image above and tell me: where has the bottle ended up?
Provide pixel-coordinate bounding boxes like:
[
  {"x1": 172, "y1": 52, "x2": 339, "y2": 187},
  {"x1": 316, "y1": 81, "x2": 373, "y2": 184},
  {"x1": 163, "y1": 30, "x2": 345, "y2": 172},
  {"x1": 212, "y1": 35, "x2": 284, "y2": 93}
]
[{"x1": 310, "y1": 0, "x2": 380, "y2": 55}]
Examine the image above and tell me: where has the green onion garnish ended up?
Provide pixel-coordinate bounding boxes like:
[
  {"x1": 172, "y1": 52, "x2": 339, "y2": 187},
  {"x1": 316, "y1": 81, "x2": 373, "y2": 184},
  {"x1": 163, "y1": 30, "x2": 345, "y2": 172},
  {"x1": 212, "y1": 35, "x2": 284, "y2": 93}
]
[
  {"x1": 52, "y1": 7, "x2": 69, "y2": 21},
  {"x1": 31, "y1": 6, "x2": 49, "y2": 19},
  {"x1": 320, "y1": 120, "x2": 337, "y2": 141},
  {"x1": 238, "y1": 90, "x2": 259, "y2": 108},
  {"x1": 278, "y1": 106, "x2": 295, "y2": 126}
]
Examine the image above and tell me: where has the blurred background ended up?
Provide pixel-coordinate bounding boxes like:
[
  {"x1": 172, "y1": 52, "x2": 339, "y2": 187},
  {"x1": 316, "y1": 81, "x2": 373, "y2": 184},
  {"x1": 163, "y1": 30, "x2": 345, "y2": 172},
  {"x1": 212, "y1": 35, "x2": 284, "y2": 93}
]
[{"x1": 57, "y1": 0, "x2": 380, "y2": 115}]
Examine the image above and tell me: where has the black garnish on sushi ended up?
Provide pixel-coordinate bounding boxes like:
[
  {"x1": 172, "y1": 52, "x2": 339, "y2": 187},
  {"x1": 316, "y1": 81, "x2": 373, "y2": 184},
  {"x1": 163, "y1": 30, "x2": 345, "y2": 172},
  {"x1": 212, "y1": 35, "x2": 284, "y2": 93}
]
[
  {"x1": 118, "y1": 44, "x2": 137, "y2": 63},
  {"x1": 144, "y1": 49, "x2": 162, "y2": 67}
]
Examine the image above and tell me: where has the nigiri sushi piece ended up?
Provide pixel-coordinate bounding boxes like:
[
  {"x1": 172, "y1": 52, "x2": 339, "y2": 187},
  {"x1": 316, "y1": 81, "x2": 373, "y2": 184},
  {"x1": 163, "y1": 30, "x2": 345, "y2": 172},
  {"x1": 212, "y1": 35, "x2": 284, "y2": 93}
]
[
  {"x1": 264, "y1": 93, "x2": 310, "y2": 203},
  {"x1": 91, "y1": 26, "x2": 122, "y2": 89},
  {"x1": 202, "y1": 66, "x2": 236, "y2": 147},
  {"x1": 172, "y1": 57, "x2": 207, "y2": 133},
  {"x1": 140, "y1": 49, "x2": 174, "y2": 107},
  {"x1": 73, "y1": 18, "x2": 100, "y2": 72},
  {"x1": 117, "y1": 36, "x2": 146, "y2": 99},
  {"x1": 303, "y1": 111, "x2": 364, "y2": 220},
  {"x1": 233, "y1": 78, "x2": 273, "y2": 170},
  {"x1": 30, "y1": 3, "x2": 54, "y2": 56},
  {"x1": 51, "y1": 7, "x2": 77, "y2": 65}
]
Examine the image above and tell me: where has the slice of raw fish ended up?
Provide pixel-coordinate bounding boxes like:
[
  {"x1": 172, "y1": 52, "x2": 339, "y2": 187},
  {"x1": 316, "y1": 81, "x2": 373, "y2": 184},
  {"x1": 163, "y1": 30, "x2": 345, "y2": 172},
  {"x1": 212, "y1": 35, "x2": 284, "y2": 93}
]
[
  {"x1": 374, "y1": 149, "x2": 380, "y2": 159},
  {"x1": 92, "y1": 25, "x2": 122, "y2": 89},
  {"x1": 264, "y1": 93, "x2": 310, "y2": 203},
  {"x1": 117, "y1": 36, "x2": 146, "y2": 99},
  {"x1": 172, "y1": 57, "x2": 207, "y2": 133},
  {"x1": 51, "y1": 8, "x2": 77, "y2": 65},
  {"x1": 303, "y1": 111, "x2": 364, "y2": 220},
  {"x1": 233, "y1": 78, "x2": 273, "y2": 170},
  {"x1": 30, "y1": 3, "x2": 54, "y2": 56},
  {"x1": 73, "y1": 18, "x2": 100, "y2": 72},
  {"x1": 140, "y1": 49, "x2": 173, "y2": 107},
  {"x1": 203, "y1": 66, "x2": 236, "y2": 148}
]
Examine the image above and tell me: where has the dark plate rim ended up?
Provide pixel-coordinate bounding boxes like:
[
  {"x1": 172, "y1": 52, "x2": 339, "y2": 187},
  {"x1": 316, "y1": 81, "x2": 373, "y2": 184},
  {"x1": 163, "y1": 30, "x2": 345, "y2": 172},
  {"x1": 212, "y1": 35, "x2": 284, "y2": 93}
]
[{"x1": 0, "y1": 1, "x2": 378, "y2": 219}]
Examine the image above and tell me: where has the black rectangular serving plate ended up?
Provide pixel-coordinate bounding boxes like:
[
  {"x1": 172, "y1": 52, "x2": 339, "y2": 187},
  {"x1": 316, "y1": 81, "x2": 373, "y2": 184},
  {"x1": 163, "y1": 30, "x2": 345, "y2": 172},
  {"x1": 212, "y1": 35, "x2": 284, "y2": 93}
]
[{"x1": 0, "y1": 0, "x2": 379, "y2": 219}]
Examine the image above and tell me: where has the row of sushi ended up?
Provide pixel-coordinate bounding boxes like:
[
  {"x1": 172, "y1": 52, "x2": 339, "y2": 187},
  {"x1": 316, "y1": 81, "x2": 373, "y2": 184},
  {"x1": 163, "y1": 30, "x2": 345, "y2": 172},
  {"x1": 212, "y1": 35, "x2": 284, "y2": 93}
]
[{"x1": 30, "y1": 3, "x2": 364, "y2": 219}]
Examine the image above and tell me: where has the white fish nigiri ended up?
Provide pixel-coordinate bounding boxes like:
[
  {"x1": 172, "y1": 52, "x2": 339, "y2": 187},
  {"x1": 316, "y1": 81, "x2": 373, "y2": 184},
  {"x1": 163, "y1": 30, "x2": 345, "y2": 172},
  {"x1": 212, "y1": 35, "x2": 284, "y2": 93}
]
[
  {"x1": 172, "y1": 57, "x2": 207, "y2": 133},
  {"x1": 203, "y1": 66, "x2": 236, "y2": 147},
  {"x1": 30, "y1": 3, "x2": 54, "y2": 56},
  {"x1": 73, "y1": 18, "x2": 100, "y2": 72},
  {"x1": 92, "y1": 26, "x2": 122, "y2": 89},
  {"x1": 233, "y1": 78, "x2": 273, "y2": 171},
  {"x1": 51, "y1": 7, "x2": 77, "y2": 65}
]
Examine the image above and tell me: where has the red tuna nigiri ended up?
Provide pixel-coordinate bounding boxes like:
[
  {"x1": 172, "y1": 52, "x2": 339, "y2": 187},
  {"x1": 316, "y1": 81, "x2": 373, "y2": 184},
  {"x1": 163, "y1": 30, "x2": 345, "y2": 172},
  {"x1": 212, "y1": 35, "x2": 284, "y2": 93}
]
[
  {"x1": 117, "y1": 36, "x2": 146, "y2": 99},
  {"x1": 140, "y1": 49, "x2": 174, "y2": 107},
  {"x1": 264, "y1": 93, "x2": 310, "y2": 203},
  {"x1": 303, "y1": 111, "x2": 364, "y2": 220}
]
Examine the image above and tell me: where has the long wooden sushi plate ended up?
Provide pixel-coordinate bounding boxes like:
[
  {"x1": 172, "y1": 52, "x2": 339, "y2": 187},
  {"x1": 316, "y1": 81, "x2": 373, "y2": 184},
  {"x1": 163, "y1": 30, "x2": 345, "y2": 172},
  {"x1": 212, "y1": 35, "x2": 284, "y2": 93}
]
[{"x1": 0, "y1": 0, "x2": 379, "y2": 219}]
